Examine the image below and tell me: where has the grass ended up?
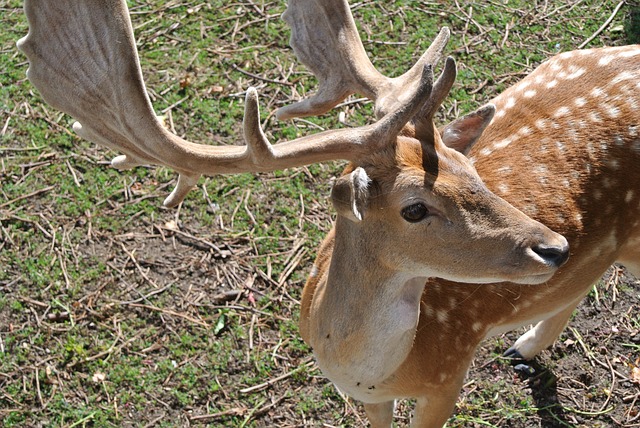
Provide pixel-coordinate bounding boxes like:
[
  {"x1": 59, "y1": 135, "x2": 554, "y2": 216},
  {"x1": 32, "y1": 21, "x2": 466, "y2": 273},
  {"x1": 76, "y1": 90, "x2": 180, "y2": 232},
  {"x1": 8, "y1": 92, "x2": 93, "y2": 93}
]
[{"x1": 1, "y1": 0, "x2": 637, "y2": 427}]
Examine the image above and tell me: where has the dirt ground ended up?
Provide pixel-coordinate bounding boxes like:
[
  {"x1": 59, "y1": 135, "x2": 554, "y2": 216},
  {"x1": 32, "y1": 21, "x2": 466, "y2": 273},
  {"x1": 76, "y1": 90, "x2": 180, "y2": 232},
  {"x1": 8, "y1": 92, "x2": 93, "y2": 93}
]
[
  {"x1": 4, "y1": 209, "x2": 639, "y2": 427},
  {"x1": 464, "y1": 267, "x2": 640, "y2": 427}
]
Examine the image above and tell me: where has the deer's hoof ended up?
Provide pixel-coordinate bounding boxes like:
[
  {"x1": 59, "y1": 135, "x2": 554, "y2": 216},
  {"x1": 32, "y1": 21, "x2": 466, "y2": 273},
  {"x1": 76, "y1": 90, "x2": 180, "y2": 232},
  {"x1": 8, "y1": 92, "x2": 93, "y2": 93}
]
[{"x1": 503, "y1": 346, "x2": 525, "y2": 360}]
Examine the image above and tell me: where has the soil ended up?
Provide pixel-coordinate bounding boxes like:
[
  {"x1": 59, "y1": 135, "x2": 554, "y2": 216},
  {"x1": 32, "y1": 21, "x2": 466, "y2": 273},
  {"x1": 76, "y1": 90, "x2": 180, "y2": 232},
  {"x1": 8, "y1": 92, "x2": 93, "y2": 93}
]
[{"x1": 2, "y1": 186, "x2": 640, "y2": 427}]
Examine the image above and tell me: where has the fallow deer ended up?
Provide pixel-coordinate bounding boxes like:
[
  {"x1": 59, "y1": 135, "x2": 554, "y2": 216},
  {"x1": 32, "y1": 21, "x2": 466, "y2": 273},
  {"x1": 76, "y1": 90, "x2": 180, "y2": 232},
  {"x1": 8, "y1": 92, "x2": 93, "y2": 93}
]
[
  {"x1": 16, "y1": 0, "x2": 637, "y2": 427},
  {"x1": 281, "y1": 1, "x2": 640, "y2": 427}
]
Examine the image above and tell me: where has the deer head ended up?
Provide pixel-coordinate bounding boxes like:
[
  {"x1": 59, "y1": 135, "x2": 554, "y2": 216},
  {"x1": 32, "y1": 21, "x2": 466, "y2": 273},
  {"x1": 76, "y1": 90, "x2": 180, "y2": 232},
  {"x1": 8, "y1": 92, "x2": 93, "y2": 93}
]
[{"x1": 278, "y1": 0, "x2": 569, "y2": 289}]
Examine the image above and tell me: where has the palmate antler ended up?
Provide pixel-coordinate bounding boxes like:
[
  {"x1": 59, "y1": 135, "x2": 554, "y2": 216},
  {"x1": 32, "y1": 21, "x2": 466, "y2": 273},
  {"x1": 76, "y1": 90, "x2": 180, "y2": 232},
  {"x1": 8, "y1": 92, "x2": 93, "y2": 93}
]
[
  {"x1": 276, "y1": 0, "x2": 456, "y2": 127},
  {"x1": 17, "y1": 0, "x2": 451, "y2": 207}
]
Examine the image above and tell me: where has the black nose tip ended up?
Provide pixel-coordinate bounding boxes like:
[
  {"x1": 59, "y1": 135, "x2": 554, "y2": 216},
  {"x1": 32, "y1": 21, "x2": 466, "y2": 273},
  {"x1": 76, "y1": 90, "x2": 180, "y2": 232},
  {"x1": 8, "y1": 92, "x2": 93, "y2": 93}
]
[{"x1": 532, "y1": 243, "x2": 570, "y2": 267}]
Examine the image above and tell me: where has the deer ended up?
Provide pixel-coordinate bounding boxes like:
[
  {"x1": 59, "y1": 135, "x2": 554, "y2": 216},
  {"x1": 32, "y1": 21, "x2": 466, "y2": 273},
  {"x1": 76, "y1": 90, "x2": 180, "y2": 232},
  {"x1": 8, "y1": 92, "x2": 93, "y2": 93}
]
[
  {"x1": 284, "y1": 2, "x2": 640, "y2": 427},
  {"x1": 15, "y1": 0, "x2": 638, "y2": 427}
]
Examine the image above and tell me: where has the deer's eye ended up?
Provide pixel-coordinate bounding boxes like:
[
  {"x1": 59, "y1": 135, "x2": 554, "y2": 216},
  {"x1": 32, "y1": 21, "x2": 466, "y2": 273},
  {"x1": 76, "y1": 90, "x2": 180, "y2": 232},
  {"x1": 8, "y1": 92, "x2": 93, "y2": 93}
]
[{"x1": 401, "y1": 203, "x2": 429, "y2": 223}]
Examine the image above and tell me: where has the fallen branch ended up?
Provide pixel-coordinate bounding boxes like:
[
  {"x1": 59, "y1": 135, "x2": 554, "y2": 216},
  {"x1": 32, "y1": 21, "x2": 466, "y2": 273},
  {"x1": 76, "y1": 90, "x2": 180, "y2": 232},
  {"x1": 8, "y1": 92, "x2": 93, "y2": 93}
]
[
  {"x1": 240, "y1": 359, "x2": 314, "y2": 393},
  {"x1": 125, "y1": 302, "x2": 209, "y2": 328},
  {"x1": 578, "y1": 0, "x2": 625, "y2": 49}
]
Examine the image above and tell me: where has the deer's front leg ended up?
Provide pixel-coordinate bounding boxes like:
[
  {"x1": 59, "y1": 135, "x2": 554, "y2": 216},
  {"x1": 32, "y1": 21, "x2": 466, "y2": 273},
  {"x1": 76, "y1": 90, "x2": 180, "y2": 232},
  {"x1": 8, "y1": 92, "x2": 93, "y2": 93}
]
[
  {"x1": 411, "y1": 379, "x2": 465, "y2": 428},
  {"x1": 364, "y1": 401, "x2": 394, "y2": 428}
]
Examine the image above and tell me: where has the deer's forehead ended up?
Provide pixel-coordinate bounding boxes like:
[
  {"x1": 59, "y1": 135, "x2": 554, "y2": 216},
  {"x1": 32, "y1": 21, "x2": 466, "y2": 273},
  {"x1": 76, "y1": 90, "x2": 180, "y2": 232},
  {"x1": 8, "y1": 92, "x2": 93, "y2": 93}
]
[
  {"x1": 370, "y1": 164, "x2": 481, "y2": 204},
  {"x1": 364, "y1": 138, "x2": 483, "y2": 194}
]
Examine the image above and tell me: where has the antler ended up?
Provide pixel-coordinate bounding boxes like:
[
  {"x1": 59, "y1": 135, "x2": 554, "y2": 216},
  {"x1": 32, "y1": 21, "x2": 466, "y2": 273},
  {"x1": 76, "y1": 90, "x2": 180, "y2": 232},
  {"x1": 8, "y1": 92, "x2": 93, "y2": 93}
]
[
  {"x1": 17, "y1": 0, "x2": 438, "y2": 207},
  {"x1": 276, "y1": 0, "x2": 454, "y2": 122}
]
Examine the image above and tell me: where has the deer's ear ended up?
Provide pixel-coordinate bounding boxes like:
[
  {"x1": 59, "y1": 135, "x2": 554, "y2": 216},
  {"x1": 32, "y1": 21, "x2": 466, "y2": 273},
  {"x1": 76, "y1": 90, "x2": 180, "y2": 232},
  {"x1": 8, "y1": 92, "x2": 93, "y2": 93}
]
[
  {"x1": 441, "y1": 104, "x2": 495, "y2": 155},
  {"x1": 331, "y1": 167, "x2": 371, "y2": 222}
]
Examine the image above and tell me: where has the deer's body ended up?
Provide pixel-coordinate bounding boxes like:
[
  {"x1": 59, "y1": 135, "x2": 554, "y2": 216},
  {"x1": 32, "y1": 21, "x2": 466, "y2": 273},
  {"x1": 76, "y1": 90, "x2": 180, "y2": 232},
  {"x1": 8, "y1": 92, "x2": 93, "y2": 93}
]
[{"x1": 301, "y1": 44, "x2": 640, "y2": 426}]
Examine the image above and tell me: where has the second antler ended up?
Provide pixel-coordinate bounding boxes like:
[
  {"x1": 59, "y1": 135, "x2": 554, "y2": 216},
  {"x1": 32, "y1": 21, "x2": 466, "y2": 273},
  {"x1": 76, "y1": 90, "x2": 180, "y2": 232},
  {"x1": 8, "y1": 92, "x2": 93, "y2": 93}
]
[
  {"x1": 276, "y1": 0, "x2": 453, "y2": 122},
  {"x1": 17, "y1": 0, "x2": 452, "y2": 207}
]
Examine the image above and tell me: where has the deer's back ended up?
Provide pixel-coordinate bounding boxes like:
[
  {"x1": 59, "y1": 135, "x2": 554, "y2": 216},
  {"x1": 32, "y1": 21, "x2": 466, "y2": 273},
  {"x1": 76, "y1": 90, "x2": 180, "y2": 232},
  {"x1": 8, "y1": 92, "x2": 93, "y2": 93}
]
[{"x1": 470, "y1": 45, "x2": 640, "y2": 253}]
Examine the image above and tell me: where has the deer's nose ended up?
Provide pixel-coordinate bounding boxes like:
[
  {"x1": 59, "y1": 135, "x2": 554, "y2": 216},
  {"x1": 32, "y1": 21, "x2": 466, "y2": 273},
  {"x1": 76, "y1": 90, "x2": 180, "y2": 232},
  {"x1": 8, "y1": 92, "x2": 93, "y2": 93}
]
[{"x1": 532, "y1": 241, "x2": 570, "y2": 268}]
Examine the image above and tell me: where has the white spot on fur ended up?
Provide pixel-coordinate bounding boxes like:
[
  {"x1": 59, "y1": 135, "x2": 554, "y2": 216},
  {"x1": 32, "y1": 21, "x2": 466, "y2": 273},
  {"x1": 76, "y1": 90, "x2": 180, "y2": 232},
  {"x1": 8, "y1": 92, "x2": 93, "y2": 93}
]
[
  {"x1": 574, "y1": 97, "x2": 587, "y2": 107},
  {"x1": 591, "y1": 87, "x2": 606, "y2": 98},
  {"x1": 554, "y1": 106, "x2": 570, "y2": 117},
  {"x1": 614, "y1": 135, "x2": 625, "y2": 146},
  {"x1": 546, "y1": 80, "x2": 558, "y2": 88},
  {"x1": 598, "y1": 55, "x2": 615, "y2": 66},
  {"x1": 626, "y1": 190, "x2": 635, "y2": 203},
  {"x1": 472, "y1": 322, "x2": 483, "y2": 332},
  {"x1": 498, "y1": 183, "x2": 509, "y2": 194},
  {"x1": 534, "y1": 165, "x2": 548, "y2": 175},
  {"x1": 479, "y1": 147, "x2": 493, "y2": 157},
  {"x1": 423, "y1": 304, "x2": 434, "y2": 318},
  {"x1": 494, "y1": 137, "x2": 513, "y2": 150},
  {"x1": 630, "y1": 126, "x2": 639, "y2": 137},
  {"x1": 505, "y1": 97, "x2": 516, "y2": 109},
  {"x1": 589, "y1": 111, "x2": 603, "y2": 123},
  {"x1": 498, "y1": 166, "x2": 512, "y2": 174},
  {"x1": 518, "y1": 126, "x2": 532, "y2": 136},
  {"x1": 604, "y1": 104, "x2": 621, "y2": 118},
  {"x1": 517, "y1": 81, "x2": 532, "y2": 91},
  {"x1": 612, "y1": 71, "x2": 636, "y2": 84},
  {"x1": 571, "y1": 170, "x2": 581, "y2": 181},
  {"x1": 524, "y1": 89, "x2": 537, "y2": 98},
  {"x1": 550, "y1": 62, "x2": 563, "y2": 71},
  {"x1": 593, "y1": 189, "x2": 602, "y2": 200},
  {"x1": 585, "y1": 163, "x2": 592, "y2": 174},
  {"x1": 604, "y1": 232, "x2": 618, "y2": 252},
  {"x1": 437, "y1": 310, "x2": 448, "y2": 324},
  {"x1": 539, "y1": 143, "x2": 549, "y2": 153},
  {"x1": 556, "y1": 141, "x2": 566, "y2": 153},
  {"x1": 535, "y1": 118, "x2": 548, "y2": 130},
  {"x1": 566, "y1": 67, "x2": 586, "y2": 80}
]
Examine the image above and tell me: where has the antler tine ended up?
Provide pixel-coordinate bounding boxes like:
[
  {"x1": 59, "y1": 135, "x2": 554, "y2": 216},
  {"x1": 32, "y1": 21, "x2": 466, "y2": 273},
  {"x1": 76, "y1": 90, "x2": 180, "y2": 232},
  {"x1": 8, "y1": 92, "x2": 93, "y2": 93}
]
[
  {"x1": 275, "y1": 0, "x2": 384, "y2": 120},
  {"x1": 373, "y1": 64, "x2": 435, "y2": 141},
  {"x1": 373, "y1": 28, "x2": 451, "y2": 119},
  {"x1": 17, "y1": 0, "x2": 440, "y2": 207},
  {"x1": 275, "y1": 0, "x2": 450, "y2": 121},
  {"x1": 413, "y1": 56, "x2": 458, "y2": 140}
]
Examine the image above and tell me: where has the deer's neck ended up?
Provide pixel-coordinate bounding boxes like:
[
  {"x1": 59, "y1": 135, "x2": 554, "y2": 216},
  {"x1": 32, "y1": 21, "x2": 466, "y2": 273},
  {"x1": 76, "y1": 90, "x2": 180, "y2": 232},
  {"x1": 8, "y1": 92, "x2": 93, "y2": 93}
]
[{"x1": 307, "y1": 219, "x2": 425, "y2": 401}]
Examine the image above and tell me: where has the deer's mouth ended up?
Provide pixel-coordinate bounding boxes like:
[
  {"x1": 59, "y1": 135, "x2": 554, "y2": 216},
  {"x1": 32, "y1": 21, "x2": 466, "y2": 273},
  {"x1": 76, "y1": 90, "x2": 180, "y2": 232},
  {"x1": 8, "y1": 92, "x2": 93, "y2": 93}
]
[{"x1": 509, "y1": 272, "x2": 556, "y2": 285}]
